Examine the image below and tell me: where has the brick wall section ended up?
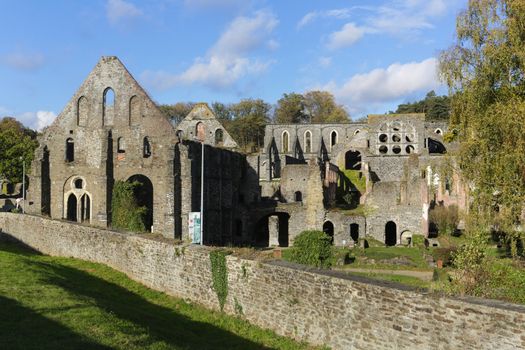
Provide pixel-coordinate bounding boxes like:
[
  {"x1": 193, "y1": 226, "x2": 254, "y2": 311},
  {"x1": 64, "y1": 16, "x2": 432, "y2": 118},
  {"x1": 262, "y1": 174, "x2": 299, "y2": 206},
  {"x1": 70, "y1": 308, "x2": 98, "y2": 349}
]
[{"x1": 1, "y1": 212, "x2": 524, "y2": 350}]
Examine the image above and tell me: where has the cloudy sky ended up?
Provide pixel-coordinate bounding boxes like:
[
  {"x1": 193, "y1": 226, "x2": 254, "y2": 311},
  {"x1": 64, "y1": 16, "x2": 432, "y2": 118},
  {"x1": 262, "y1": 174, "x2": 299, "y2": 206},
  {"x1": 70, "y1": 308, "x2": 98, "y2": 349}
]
[{"x1": 0, "y1": 0, "x2": 466, "y2": 130}]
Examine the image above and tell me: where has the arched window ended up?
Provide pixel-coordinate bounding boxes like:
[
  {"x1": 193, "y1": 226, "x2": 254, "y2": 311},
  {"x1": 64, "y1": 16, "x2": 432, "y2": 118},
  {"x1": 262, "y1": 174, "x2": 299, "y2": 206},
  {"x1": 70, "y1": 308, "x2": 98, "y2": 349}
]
[
  {"x1": 65, "y1": 138, "x2": 74, "y2": 162},
  {"x1": 304, "y1": 131, "x2": 312, "y2": 153},
  {"x1": 143, "y1": 137, "x2": 151, "y2": 158},
  {"x1": 77, "y1": 96, "x2": 88, "y2": 127},
  {"x1": 74, "y1": 179, "x2": 83, "y2": 189},
  {"x1": 354, "y1": 129, "x2": 360, "y2": 135},
  {"x1": 66, "y1": 193, "x2": 77, "y2": 221},
  {"x1": 294, "y1": 191, "x2": 302, "y2": 202},
  {"x1": 117, "y1": 137, "x2": 125, "y2": 153},
  {"x1": 282, "y1": 131, "x2": 289, "y2": 153},
  {"x1": 215, "y1": 129, "x2": 224, "y2": 145},
  {"x1": 196, "y1": 122, "x2": 205, "y2": 141},
  {"x1": 129, "y1": 95, "x2": 140, "y2": 126},
  {"x1": 385, "y1": 221, "x2": 397, "y2": 246},
  {"x1": 103, "y1": 88, "x2": 115, "y2": 126},
  {"x1": 330, "y1": 130, "x2": 338, "y2": 149}
]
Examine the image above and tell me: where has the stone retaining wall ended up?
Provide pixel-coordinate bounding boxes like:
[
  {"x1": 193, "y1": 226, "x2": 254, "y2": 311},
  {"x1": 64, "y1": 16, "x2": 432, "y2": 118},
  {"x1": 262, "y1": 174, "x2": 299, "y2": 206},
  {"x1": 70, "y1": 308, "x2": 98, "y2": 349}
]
[{"x1": 0, "y1": 212, "x2": 524, "y2": 350}]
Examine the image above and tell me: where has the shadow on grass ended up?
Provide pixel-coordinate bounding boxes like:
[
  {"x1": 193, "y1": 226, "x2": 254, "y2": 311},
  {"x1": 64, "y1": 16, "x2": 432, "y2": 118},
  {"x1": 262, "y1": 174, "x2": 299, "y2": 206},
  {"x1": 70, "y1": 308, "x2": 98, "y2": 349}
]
[
  {"x1": 0, "y1": 295, "x2": 111, "y2": 350},
  {"x1": 0, "y1": 238, "x2": 268, "y2": 349}
]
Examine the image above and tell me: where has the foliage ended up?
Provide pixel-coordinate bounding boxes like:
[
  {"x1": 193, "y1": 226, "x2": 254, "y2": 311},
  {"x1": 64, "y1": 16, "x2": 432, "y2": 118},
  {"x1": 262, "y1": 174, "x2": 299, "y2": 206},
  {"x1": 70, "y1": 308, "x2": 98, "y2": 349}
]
[
  {"x1": 0, "y1": 241, "x2": 317, "y2": 349},
  {"x1": 275, "y1": 91, "x2": 349, "y2": 124},
  {"x1": 158, "y1": 102, "x2": 195, "y2": 125},
  {"x1": 288, "y1": 230, "x2": 333, "y2": 268},
  {"x1": 432, "y1": 247, "x2": 458, "y2": 267},
  {"x1": 111, "y1": 180, "x2": 147, "y2": 232},
  {"x1": 209, "y1": 250, "x2": 230, "y2": 311},
  {"x1": 429, "y1": 204, "x2": 459, "y2": 236},
  {"x1": 391, "y1": 91, "x2": 450, "y2": 121},
  {"x1": 439, "y1": 0, "x2": 525, "y2": 257},
  {"x1": 411, "y1": 234, "x2": 426, "y2": 249},
  {"x1": 0, "y1": 117, "x2": 38, "y2": 183}
]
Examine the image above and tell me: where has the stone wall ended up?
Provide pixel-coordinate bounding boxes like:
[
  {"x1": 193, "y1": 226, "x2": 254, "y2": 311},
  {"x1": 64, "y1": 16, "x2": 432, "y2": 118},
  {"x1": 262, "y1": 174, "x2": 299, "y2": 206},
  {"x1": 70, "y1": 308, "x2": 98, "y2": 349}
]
[{"x1": 1, "y1": 212, "x2": 524, "y2": 350}]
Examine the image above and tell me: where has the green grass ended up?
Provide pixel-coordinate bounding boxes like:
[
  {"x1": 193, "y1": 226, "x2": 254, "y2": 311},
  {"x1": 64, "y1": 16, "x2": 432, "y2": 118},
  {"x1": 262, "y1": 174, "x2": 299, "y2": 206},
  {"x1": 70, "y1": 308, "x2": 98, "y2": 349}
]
[
  {"x1": 345, "y1": 271, "x2": 430, "y2": 289},
  {"x1": 346, "y1": 246, "x2": 431, "y2": 270},
  {"x1": 339, "y1": 169, "x2": 366, "y2": 194},
  {"x1": 0, "y1": 241, "x2": 322, "y2": 350}
]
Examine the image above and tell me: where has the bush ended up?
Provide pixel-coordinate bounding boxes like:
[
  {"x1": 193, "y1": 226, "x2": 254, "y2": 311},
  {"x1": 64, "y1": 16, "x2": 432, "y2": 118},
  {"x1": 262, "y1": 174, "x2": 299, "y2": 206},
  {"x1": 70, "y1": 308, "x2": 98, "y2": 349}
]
[
  {"x1": 432, "y1": 247, "x2": 457, "y2": 267},
  {"x1": 289, "y1": 230, "x2": 333, "y2": 268},
  {"x1": 412, "y1": 234, "x2": 426, "y2": 248},
  {"x1": 111, "y1": 180, "x2": 147, "y2": 232},
  {"x1": 429, "y1": 204, "x2": 459, "y2": 236}
]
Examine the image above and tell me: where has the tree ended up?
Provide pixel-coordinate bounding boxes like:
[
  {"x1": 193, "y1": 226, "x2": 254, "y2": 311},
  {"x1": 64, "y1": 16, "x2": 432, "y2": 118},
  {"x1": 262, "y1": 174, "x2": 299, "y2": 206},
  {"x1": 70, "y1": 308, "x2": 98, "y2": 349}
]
[
  {"x1": 439, "y1": 0, "x2": 525, "y2": 256},
  {"x1": 228, "y1": 99, "x2": 270, "y2": 153},
  {"x1": 158, "y1": 102, "x2": 195, "y2": 125},
  {"x1": 394, "y1": 91, "x2": 450, "y2": 121},
  {"x1": 0, "y1": 117, "x2": 38, "y2": 184},
  {"x1": 274, "y1": 93, "x2": 306, "y2": 123},
  {"x1": 303, "y1": 90, "x2": 349, "y2": 123}
]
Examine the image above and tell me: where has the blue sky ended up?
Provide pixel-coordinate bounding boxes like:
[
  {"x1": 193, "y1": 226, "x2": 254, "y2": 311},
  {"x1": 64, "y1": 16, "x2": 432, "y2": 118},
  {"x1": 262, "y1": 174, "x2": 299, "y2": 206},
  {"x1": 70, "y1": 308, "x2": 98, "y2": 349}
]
[{"x1": 0, "y1": 0, "x2": 467, "y2": 130}]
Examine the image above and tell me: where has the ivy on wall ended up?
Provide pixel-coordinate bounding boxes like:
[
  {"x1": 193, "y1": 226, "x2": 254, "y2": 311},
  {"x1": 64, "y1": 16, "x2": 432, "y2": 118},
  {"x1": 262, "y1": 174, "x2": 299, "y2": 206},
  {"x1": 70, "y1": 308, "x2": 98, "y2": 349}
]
[
  {"x1": 209, "y1": 250, "x2": 230, "y2": 311},
  {"x1": 111, "y1": 180, "x2": 147, "y2": 232}
]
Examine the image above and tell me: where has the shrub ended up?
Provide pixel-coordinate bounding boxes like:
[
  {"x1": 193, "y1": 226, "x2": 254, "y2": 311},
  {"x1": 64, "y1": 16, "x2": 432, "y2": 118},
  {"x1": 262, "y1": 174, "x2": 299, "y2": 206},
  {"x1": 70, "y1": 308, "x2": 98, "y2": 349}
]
[
  {"x1": 289, "y1": 230, "x2": 333, "y2": 268},
  {"x1": 432, "y1": 247, "x2": 457, "y2": 267},
  {"x1": 111, "y1": 180, "x2": 147, "y2": 232},
  {"x1": 412, "y1": 234, "x2": 426, "y2": 248},
  {"x1": 429, "y1": 204, "x2": 459, "y2": 236}
]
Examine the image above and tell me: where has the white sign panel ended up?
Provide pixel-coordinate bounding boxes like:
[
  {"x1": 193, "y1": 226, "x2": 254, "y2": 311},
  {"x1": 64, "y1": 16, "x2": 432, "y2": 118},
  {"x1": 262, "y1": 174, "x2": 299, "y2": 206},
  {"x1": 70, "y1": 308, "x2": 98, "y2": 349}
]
[{"x1": 189, "y1": 212, "x2": 201, "y2": 244}]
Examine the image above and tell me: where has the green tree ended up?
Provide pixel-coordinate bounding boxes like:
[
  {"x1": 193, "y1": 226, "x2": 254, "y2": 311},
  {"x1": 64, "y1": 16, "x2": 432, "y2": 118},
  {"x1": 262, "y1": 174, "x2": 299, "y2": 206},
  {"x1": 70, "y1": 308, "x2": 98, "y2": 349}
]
[
  {"x1": 439, "y1": 0, "x2": 525, "y2": 256},
  {"x1": 158, "y1": 102, "x2": 195, "y2": 125},
  {"x1": 0, "y1": 117, "x2": 38, "y2": 183},
  {"x1": 228, "y1": 99, "x2": 270, "y2": 153},
  {"x1": 274, "y1": 93, "x2": 306, "y2": 124},
  {"x1": 394, "y1": 91, "x2": 450, "y2": 121},
  {"x1": 303, "y1": 90, "x2": 350, "y2": 123}
]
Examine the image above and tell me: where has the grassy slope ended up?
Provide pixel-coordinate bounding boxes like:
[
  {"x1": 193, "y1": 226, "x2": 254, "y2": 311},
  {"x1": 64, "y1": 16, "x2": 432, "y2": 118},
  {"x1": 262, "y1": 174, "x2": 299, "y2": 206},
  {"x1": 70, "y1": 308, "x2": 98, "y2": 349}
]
[{"x1": 0, "y1": 241, "x2": 322, "y2": 350}]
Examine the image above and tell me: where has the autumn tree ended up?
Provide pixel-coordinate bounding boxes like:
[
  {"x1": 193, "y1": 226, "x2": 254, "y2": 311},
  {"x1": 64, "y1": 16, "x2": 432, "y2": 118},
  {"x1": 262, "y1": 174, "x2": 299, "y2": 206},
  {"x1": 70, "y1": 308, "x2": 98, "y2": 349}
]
[
  {"x1": 158, "y1": 102, "x2": 195, "y2": 125},
  {"x1": 227, "y1": 99, "x2": 270, "y2": 153},
  {"x1": 439, "y1": 0, "x2": 525, "y2": 257},
  {"x1": 275, "y1": 91, "x2": 349, "y2": 123},
  {"x1": 0, "y1": 117, "x2": 38, "y2": 184},
  {"x1": 274, "y1": 93, "x2": 306, "y2": 124}
]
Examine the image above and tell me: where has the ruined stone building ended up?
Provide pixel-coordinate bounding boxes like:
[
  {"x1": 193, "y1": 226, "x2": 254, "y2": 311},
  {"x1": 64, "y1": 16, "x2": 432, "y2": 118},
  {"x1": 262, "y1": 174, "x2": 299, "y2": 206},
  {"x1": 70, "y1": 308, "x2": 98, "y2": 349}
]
[{"x1": 26, "y1": 56, "x2": 465, "y2": 247}]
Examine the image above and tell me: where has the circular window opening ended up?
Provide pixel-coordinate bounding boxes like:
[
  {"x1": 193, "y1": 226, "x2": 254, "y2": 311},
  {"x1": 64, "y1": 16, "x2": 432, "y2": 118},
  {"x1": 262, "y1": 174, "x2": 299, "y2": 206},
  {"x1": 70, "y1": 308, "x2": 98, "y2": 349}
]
[
  {"x1": 392, "y1": 134, "x2": 401, "y2": 142},
  {"x1": 379, "y1": 145, "x2": 388, "y2": 154},
  {"x1": 392, "y1": 145, "x2": 401, "y2": 154},
  {"x1": 406, "y1": 145, "x2": 415, "y2": 154},
  {"x1": 74, "y1": 179, "x2": 83, "y2": 189},
  {"x1": 379, "y1": 134, "x2": 388, "y2": 143},
  {"x1": 405, "y1": 134, "x2": 413, "y2": 142},
  {"x1": 435, "y1": 128, "x2": 443, "y2": 135}
]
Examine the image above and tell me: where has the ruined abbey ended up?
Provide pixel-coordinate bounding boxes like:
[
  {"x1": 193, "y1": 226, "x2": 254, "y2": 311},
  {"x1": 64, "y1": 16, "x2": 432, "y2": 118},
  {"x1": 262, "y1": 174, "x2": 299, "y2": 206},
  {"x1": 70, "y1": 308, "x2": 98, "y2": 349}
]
[{"x1": 26, "y1": 56, "x2": 466, "y2": 246}]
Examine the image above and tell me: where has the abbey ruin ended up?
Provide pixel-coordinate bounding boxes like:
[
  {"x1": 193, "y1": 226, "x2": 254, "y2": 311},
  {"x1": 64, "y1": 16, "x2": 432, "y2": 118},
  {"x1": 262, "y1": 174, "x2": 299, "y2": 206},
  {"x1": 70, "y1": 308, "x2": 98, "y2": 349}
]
[{"x1": 26, "y1": 56, "x2": 466, "y2": 246}]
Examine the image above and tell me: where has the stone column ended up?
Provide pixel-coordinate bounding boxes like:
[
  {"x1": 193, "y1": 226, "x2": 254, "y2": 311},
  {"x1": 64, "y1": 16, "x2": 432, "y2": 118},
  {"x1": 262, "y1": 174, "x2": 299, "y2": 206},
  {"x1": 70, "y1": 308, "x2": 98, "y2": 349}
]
[{"x1": 268, "y1": 216, "x2": 279, "y2": 247}]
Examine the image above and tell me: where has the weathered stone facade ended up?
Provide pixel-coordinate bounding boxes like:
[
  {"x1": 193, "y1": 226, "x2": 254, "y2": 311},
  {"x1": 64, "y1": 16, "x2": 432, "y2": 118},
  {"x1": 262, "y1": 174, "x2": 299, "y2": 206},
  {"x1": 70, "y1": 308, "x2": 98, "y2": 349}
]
[{"x1": 1, "y1": 213, "x2": 523, "y2": 350}]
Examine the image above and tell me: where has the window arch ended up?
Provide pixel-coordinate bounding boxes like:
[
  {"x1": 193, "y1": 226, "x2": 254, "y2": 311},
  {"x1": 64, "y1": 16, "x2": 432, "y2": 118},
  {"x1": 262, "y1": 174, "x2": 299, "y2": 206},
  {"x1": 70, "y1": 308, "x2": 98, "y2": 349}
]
[
  {"x1": 215, "y1": 129, "x2": 224, "y2": 145},
  {"x1": 143, "y1": 137, "x2": 151, "y2": 158},
  {"x1": 354, "y1": 129, "x2": 360, "y2": 135},
  {"x1": 129, "y1": 95, "x2": 140, "y2": 126},
  {"x1": 304, "y1": 130, "x2": 312, "y2": 153},
  {"x1": 196, "y1": 122, "x2": 205, "y2": 141},
  {"x1": 330, "y1": 130, "x2": 338, "y2": 149},
  {"x1": 65, "y1": 138, "x2": 74, "y2": 162},
  {"x1": 294, "y1": 191, "x2": 302, "y2": 202},
  {"x1": 103, "y1": 88, "x2": 115, "y2": 126},
  {"x1": 434, "y1": 128, "x2": 443, "y2": 135},
  {"x1": 77, "y1": 96, "x2": 88, "y2": 127},
  {"x1": 117, "y1": 137, "x2": 125, "y2": 153},
  {"x1": 282, "y1": 130, "x2": 289, "y2": 153}
]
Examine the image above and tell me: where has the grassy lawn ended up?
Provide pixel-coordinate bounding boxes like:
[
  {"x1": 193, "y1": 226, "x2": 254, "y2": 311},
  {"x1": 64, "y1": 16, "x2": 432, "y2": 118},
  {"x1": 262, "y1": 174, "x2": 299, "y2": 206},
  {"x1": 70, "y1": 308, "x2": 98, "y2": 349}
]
[
  {"x1": 339, "y1": 246, "x2": 432, "y2": 271},
  {"x1": 344, "y1": 271, "x2": 430, "y2": 289},
  {"x1": 0, "y1": 241, "x2": 322, "y2": 350}
]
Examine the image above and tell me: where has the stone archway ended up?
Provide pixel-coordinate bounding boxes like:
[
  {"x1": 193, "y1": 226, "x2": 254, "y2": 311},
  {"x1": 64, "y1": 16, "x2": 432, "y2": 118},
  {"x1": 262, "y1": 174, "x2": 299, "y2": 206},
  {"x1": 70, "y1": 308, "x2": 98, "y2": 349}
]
[
  {"x1": 385, "y1": 221, "x2": 397, "y2": 246},
  {"x1": 255, "y1": 212, "x2": 290, "y2": 247},
  {"x1": 127, "y1": 174, "x2": 154, "y2": 232},
  {"x1": 323, "y1": 221, "x2": 334, "y2": 244},
  {"x1": 66, "y1": 193, "x2": 77, "y2": 221}
]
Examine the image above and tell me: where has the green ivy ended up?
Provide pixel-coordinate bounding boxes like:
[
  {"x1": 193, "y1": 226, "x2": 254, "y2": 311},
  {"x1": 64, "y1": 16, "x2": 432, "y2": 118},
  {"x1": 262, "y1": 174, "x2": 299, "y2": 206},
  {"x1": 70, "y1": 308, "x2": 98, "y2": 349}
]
[
  {"x1": 111, "y1": 180, "x2": 147, "y2": 232},
  {"x1": 209, "y1": 250, "x2": 230, "y2": 311}
]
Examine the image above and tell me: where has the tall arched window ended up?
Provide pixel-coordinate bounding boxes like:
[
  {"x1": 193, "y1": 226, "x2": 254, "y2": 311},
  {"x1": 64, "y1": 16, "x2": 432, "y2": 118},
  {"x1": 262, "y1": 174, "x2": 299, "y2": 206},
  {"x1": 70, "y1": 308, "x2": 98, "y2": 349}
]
[
  {"x1": 117, "y1": 137, "x2": 125, "y2": 153},
  {"x1": 65, "y1": 138, "x2": 74, "y2": 162},
  {"x1": 129, "y1": 95, "x2": 140, "y2": 126},
  {"x1": 143, "y1": 137, "x2": 151, "y2": 158},
  {"x1": 215, "y1": 129, "x2": 224, "y2": 145},
  {"x1": 330, "y1": 130, "x2": 338, "y2": 149},
  {"x1": 103, "y1": 88, "x2": 115, "y2": 126},
  {"x1": 282, "y1": 131, "x2": 289, "y2": 153},
  {"x1": 77, "y1": 96, "x2": 88, "y2": 127},
  {"x1": 304, "y1": 130, "x2": 312, "y2": 153}
]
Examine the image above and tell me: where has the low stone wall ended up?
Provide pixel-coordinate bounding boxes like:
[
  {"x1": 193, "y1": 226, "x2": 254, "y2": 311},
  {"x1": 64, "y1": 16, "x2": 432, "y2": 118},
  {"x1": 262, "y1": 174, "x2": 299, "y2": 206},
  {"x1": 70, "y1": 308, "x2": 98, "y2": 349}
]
[{"x1": 1, "y1": 212, "x2": 524, "y2": 350}]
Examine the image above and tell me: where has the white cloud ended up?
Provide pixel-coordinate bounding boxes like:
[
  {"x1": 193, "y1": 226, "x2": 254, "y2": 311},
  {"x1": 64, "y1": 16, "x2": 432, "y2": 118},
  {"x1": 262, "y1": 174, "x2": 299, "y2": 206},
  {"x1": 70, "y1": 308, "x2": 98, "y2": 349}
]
[
  {"x1": 3, "y1": 52, "x2": 45, "y2": 71},
  {"x1": 142, "y1": 10, "x2": 278, "y2": 90},
  {"x1": 15, "y1": 111, "x2": 56, "y2": 131},
  {"x1": 324, "y1": 58, "x2": 440, "y2": 114},
  {"x1": 183, "y1": 0, "x2": 246, "y2": 9},
  {"x1": 297, "y1": 8, "x2": 354, "y2": 28},
  {"x1": 106, "y1": 0, "x2": 142, "y2": 25},
  {"x1": 319, "y1": 56, "x2": 332, "y2": 68},
  {"x1": 327, "y1": 23, "x2": 366, "y2": 50}
]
